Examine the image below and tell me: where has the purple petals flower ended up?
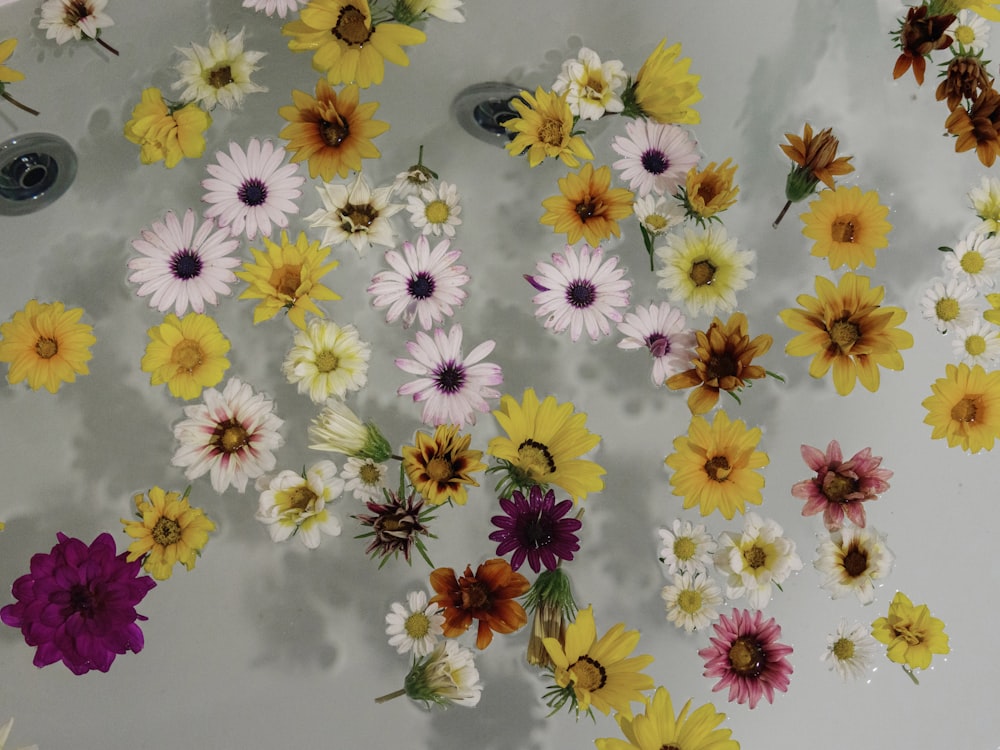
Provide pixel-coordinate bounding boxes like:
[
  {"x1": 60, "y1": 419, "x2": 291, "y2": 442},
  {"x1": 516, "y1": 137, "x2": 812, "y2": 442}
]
[
  {"x1": 1, "y1": 532, "x2": 156, "y2": 675},
  {"x1": 489, "y1": 485, "x2": 582, "y2": 572},
  {"x1": 611, "y1": 118, "x2": 700, "y2": 198}
]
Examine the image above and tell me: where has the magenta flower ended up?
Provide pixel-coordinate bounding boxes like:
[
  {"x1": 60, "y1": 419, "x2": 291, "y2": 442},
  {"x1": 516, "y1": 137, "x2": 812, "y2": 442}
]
[
  {"x1": 698, "y1": 608, "x2": 793, "y2": 709},
  {"x1": 489, "y1": 485, "x2": 582, "y2": 573},
  {"x1": 1, "y1": 532, "x2": 156, "y2": 675},
  {"x1": 791, "y1": 440, "x2": 892, "y2": 531}
]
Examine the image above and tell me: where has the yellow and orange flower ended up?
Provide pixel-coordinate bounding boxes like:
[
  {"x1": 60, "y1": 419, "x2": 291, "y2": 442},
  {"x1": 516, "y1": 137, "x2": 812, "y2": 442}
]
[
  {"x1": 800, "y1": 186, "x2": 892, "y2": 270},
  {"x1": 922, "y1": 362, "x2": 1000, "y2": 453},
  {"x1": 780, "y1": 123, "x2": 854, "y2": 191},
  {"x1": 0, "y1": 299, "x2": 95, "y2": 393},
  {"x1": 540, "y1": 163, "x2": 634, "y2": 247},
  {"x1": 945, "y1": 86, "x2": 1000, "y2": 167},
  {"x1": 402, "y1": 424, "x2": 487, "y2": 506},
  {"x1": 682, "y1": 158, "x2": 739, "y2": 223},
  {"x1": 504, "y1": 86, "x2": 594, "y2": 168}
]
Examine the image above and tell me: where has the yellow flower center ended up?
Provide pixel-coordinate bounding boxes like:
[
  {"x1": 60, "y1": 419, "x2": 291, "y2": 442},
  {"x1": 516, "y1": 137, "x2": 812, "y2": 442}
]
[
  {"x1": 320, "y1": 117, "x2": 350, "y2": 147},
  {"x1": 517, "y1": 439, "x2": 556, "y2": 478},
  {"x1": 956, "y1": 24, "x2": 976, "y2": 45},
  {"x1": 823, "y1": 474, "x2": 856, "y2": 502},
  {"x1": 703, "y1": 455, "x2": 731, "y2": 482},
  {"x1": 425, "y1": 199, "x2": 451, "y2": 224},
  {"x1": 891, "y1": 623, "x2": 924, "y2": 646},
  {"x1": 677, "y1": 588, "x2": 703, "y2": 614},
  {"x1": 950, "y1": 396, "x2": 979, "y2": 422},
  {"x1": 965, "y1": 334, "x2": 987, "y2": 356},
  {"x1": 728, "y1": 636, "x2": 765, "y2": 677},
  {"x1": 570, "y1": 655, "x2": 607, "y2": 691},
  {"x1": 830, "y1": 214, "x2": 858, "y2": 243},
  {"x1": 358, "y1": 463, "x2": 382, "y2": 485},
  {"x1": 333, "y1": 6, "x2": 372, "y2": 46},
  {"x1": 151, "y1": 517, "x2": 183, "y2": 546},
  {"x1": 287, "y1": 486, "x2": 318, "y2": 511},
  {"x1": 269, "y1": 265, "x2": 303, "y2": 298},
  {"x1": 425, "y1": 456, "x2": 455, "y2": 483},
  {"x1": 960, "y1": 250, "x2": 985, "y2": 274},
  {"x1": 842, "y1": 542, "x2": 869, "y2": 578},
  {"x1": 34, "y1": 336, "x2": 58, "y2": 359},
  {"x1": 832, "y1": 636, "x2": 856, "y2": 661},
  {"x1": 171, "y1": 339, "x2": 204, "y2": 373},
  {"x1": 645, "y1": 213, "x2": 668, "y2": 231},
  {"x1": 689, "y1": 259, "x2": 716, "y2": 286},
  {"x1": 829, "y1": 320, "x2": 861, "y2": 349},
  {"x1": 537, "y1": 118, "x2": 565, "y2": 147},
  {"x1": 673, "y1": 536, "x2": 696, "y2": 561},
  {"x1": 213, "y1": 419, "x2": 250, "y2": 454},
  {"x1": 743, "y1": 545, "x2": 767, "y2": 569},
  {"x1": 207, "y1": 65, "x2": 234, "y2": 90},
  {"x1": 935, "y1": 297, "x2": 960, "y2": 322},
  {"x1": 315, "y1": 350, "x2": 340, "y2": 373},
  {"x1": 404, "y1": 611, "x2": 431, "y2": 639}
]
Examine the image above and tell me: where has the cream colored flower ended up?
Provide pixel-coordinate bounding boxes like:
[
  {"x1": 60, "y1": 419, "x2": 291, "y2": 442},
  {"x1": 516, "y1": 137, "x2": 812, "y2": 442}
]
[{"x1": 714, "y1": 513, "x2": 802, "y2": 609}]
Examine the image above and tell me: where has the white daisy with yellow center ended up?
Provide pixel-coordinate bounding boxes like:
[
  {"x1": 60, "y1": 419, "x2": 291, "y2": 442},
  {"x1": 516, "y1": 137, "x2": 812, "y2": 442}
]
[
  {"x1": 341, "y1": 456, "x2": 388, "y2": 501},
  {"x1": 661, "y1": 571, "x2": 723, "y2": 633},
  {"x1": 813, "y1": 526, "x2": 894, "y2": 604},
  {"x1": 822, "y1": 618, "x2": 878, "y2": 681},
  {"x1": 385, "y1": 590, "x2": 445, "y2": 657},
  {"x1": 173, "y1": 29, "x2": 267, "y2": 111},
  {"x1": 634, "y1": 194, "x2": 686, "y2": 237},
  {"x1": 968, "y1": 175, "x2": 1000, "y2": 235},
  {"x1": 406, "y1": 181, "x2": 462, "y2": 238},
  {"x1": 282, "y1": 318, "x2": 371, "y2": 403},
  {"x1": 714, "y1": 513, "x2": 802, "y2": 609},
  {"x1": 920, "y1": 277, "x2": 979, "y2": 333},
  {"x1": 953, "y1": 317, "x2": 1000, "y2": 366},
  {"x1": 948, "y1": 10, "x2": 991, "y2": 52},
  {"x1": 657, "y1": 518, "x2": 717, "y2": 576},
  {"x1": 943, "y1": 230, "x2": 1000, "y2": 290}
]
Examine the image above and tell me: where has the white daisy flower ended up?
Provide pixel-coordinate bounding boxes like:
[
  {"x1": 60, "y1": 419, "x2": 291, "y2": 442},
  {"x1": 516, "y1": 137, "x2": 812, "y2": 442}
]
[
  {"x1": 822, "y1": 618, "x2": 878, "y2": 681},
  {"x1": 661, "y1": 571, "x2": 723, "y2": 633},
  {"x1": 173, "y1": 29, "x2": 267, "y2": 111},
  {"x1": 341, "y1": 457, "x2": 388, "y2": 501},
  {"x1": 551, "y1": 46, "x2": 627, "y2": 121},
  {"x1": 307, "y1": 173, "x2": 403, "y2": 256},
  {"x1": 254, "y1": 460, "x2": 345, "y2": 549},
  {"x1": 633, "y1": 194, "x2": 686, "y2": 238},
  {"x1": 39, "y1": 0, "x2": 114, "y2": 46},
  {"x1": 406, "y1": 181, "x2": 462, "y2": 237},
  {"x1": 282, "y1": 318, "x2": 371, "y2": 403},
  {"x1": 920, "y1": 276, "x2": 979, "y2": 333},
  {"x1": 411, "y1": 640, "x2": 482, "y2": 706},
  {"x1": 391, "y1": 164, "x2": 435, "y2": 199},
  {"x1": 657, "y1": 519, "x2": 716, "y2": 577},
  {"x1": 953, "y1": 317, "x2": 1000, "y2": 366},
  {"x1": 968, "y1": 175, "x2": 1000, "y2": 235},
  {"x1": 814, "y1": 526, "x2": 894, "y2": 605},
  {"x1": 714, "y1": 513, "x2": 803, "y2": 609},
  {"x1": 948, "y1": 9, "x2": 991, "y2": 52},
  {"x1": 942, "y1": 230, "x2": 1000, "y2": 290},
  {"x1": 241, "y1": 0, "x2": 306, "y2": 18},
  {"x1": 385, "y1": 590, "x2": 445, "y2": 657}
]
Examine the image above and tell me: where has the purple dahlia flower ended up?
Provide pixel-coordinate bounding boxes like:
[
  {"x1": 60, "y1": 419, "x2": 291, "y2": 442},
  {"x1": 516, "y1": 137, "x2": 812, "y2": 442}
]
[
  {"x1": 1, "y1": 532, "x2": 157, "y2": 675},
  {"x1": 489, "y1": 485, "x2": 582, "y2": 573}
]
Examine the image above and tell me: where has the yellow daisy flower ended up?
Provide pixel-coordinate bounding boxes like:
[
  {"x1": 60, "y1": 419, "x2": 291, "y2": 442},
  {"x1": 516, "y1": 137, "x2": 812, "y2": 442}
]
[
  {"x1": 0, "y1": 299, "x2": 95, "y2": 393},
  {"x1": 0, "y1": 38, "x2": 26, "y2": 83},
  {"x1": 542, "y1": 605, "x2": 654, "y2": 717},
  {"x1": 665, "y1": 410, "x2": 769, "y2": 520},
  {"x1": 236, "y1": 230, "x2": 341, "y2": 328},
  {"x1": 871, "y1": 591, "x2": 949, "y2": 671},
  {"x1": 140, "y1": 312, "x2": 231, "y2": 401},
  {"x1": 922, "y1": 362, "x2": 1000, "y2": 453},
  {"x1": 946, "y1": 0, "x2": 1000, "y2": 21},
  {"x1": 801, "y1": 186, "x2": 892, "y2": 270},
  {"x1": 121, "y1": 487, "x2": 216, "y2": 581},
  {"x1": 488, "y1": 388, "x2": 605, "y2": 503},
  {"x1": 681, "y1": 158, "x2": 740, "y2": 224},
  {"x1": 282, "y1": 0, "x2": 426, "y2": 88},
  {"x1": 540, "y1": 163, "x2": 634, "y2": 247},
  {"x1": 403, "y1": 424, "x2": 486, "y2": 506},
  {"x1": 630, "y1": 38, "x2": 702, "y2": 125},
  {"x1": 503, "y1": 86, "x2": 594, "y2": 168},
  {"x1": 779, "y1": 273, "x2": 913, "y2": 396},
  {"x1": 124, "y1": 87, "x2": 212, "y2": 169}
]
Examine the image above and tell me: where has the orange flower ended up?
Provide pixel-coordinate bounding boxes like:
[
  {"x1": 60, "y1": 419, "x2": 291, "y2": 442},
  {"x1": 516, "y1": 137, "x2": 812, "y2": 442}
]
[
  {"x1": 539, "y1": 163, "x2": 634, "y2": 246},
  {"x1": 935, "y1": 55, "x2": 992, "y2": 111},
  {"x1": 945, "y1": 87, "x2": 1000, "y2": 167},
  {"x1": 429, "y1": 558, "x2": 530, "y2": 649},
  {"x1": 775, "y1": 123, "x2": 854, "y2": 226},
  {"x1": 892, "y1": 5, "x2": 955, "y2": 86}
]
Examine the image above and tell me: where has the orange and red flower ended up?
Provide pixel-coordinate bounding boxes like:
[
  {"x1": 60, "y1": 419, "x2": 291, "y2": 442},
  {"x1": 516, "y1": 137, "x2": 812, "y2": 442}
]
[{"x1": 429, "y1": 558, "x2": 530, "y2": 649}]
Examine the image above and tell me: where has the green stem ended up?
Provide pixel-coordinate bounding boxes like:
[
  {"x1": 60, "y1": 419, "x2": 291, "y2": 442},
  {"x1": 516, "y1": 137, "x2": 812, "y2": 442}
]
[
  {"x1": 374, "y1": 688, "x2": 407, "y2": 703},
  {"x1": 902, "y1": 665, "x2": 920, "y2": 685}
]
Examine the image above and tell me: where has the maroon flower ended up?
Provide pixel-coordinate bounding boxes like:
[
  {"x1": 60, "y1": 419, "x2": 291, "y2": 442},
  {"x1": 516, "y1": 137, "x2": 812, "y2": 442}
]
[
  {"x1": 1, "y1": 532, "x2": 156, "y2": 675},
  {"x1": 489, "y1": 485, "x2": 582, "y2": 573},
  {"x1": 354, "y1": 490, "x2": 433, "y2": 566},
  {"x1": 791, "y1": 440, "x2": 892, "y2": 531}
]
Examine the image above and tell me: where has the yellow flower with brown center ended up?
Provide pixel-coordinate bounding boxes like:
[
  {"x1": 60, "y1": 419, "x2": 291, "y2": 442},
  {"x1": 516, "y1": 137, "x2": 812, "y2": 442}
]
[
  {"x1": 503, "y1": 86, "x2": 594, "y2": 168},
  {"x1": 402, "y1": 424, "x2": 487, "y2": 506},
  {"x1": 121, "y1": 487, "x2": 216, "y2": 581},
  {"x1": 800, "y1": 186, "x2": 892, "y2": 270},
  {"x1": 922, "y1": 362, "x2": 1000, "y2": 453},
  {"x1": 871, "y1": 591, "x2": 949, "y2": 671},
  {"x1": 236, "y1": 230, "x2": 341, "y2": 328},
  {"x1": 279, "y1": 79, "x2": 389, "y2": 181},
  {"x1": 780, "y1": 273, "x2": 913, "y2": 396},
  {"x1": 629, "y1": 37, "x2": 702, "y2": 124},
  {"x1": 665, "y1": 410, "x2": 769, "y2": 519},
  {"x1": 540, "y1": 163, "x2": 634, "y2": 247},
  {"x1": 681, "y1": 158, "x2": 739, "y2": 224},
  {"x1": 0, "y1": 299, "x2": 95, "y2": 393},
  {"x1": 665, "y1": 311, "x2": 773, "y2": 415},
  {"x1": 282, "y1": 0, "x2": 426, "y2": 88},
  {"x1": 124, "y1": 87, "x2": 212, "y2": 169},
  {"x1": 141, "y1": 312, "x2": 230, "y2": 401}
]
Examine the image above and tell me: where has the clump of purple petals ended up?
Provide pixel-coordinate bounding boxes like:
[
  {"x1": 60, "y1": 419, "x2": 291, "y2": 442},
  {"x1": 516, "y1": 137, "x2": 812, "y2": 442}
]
[{"x1": 489, "y1": 485, "x2": 582, "y2": 573}]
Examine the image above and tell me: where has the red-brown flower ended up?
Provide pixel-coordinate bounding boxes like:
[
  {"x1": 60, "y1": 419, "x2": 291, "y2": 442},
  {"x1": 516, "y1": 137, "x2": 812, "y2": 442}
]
[
  {"x1": 892, "y1": 6, "x2": 955, "y2": 86},
  {"x1": 429, "y1": 558, "x2": 530, "y2": 649},
  {"x1": 946, "y1": 87, "x2": 1000, "y2": 166}
]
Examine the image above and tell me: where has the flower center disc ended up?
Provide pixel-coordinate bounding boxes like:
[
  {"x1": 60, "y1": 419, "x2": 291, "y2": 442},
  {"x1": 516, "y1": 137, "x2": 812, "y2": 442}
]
[
  {"x1": 407, "y1": 272, "x2": 436, "y2": 300},
  {"x1": 333, "y1": 6, "x2": 372, "y2": 46},
  {"x1": 320, "y1": 117, "x2": 350, "y2": 147},
  {"x1": 966, "y1": 334, "x2": 987, "y2": 356},
  {"x1": 425, "y1": 200, "x2": 450, "y2": 224},
  {"x1": 951, "y1": 396, "x2": 979, "y2": 422},
  {"x1": 832, "y1": 636, "x2": 855, "y2": 660},
  {"x1": 315, "y1": 350, "x2": 340, "y2": 374},
  {"x1": 287, "y1": 486, "x2": 318, "y2": 511},
  {"x1": 571, "y1": 655, "x2": 607, "y2": 691},
  {"x1": 171, "y1": 249, "x2": 203, "y2": 280},
  {"x1": 566, "y1": 280, "x2": 596, "y2": 309},
  {"x1": 404, "y1": 611, "x2": 430, "y2": 639},
  {"x1": 538, "y1": 118, "x2": 564, "y2": 146},
  {"x1": 697, "y1": 175, "x2": 721, "y2": 203},
  {"x1": 575, "y1": 199, "x2": 598, "y2": 220},
  {"x1": 425, "y1": 456, "x2": 454, "y2": 483},
  {"x1": 359, "y1": 463, "x2": 382, "y2": 485},
  {"x1": 342, "y1": 203, "x2": 377, "y2": 231},
  {"x1": 214, "y1": 420, "x2": 250, "y2": 454},
  {"x1": 829, "y1": 319, "x2": 861, "y2": 349},
  {"x1": 270, "y1": 265, "x2": 303, "y2": 298},
  {"x1": 34, "y1": 336, "x2": 58, "y2": 359},
  {"x1": 238, "y1": 178, "x2": 269, "y2": 207},
  {"x1": 677, "y1": 589, "x2": 702, "y2": 614},
  {"x1": 640, "y1": 149, "x2": 669, "y2": 175},
  {"x1": 673, "y1": 536, "x2": 696, "y2": 560},
  {"x1": 207, "y1": 65, "x2": 234, "y2": 89},
  {"x1": 831, "y1": 215, "x2": 858, "y2": 243},
  {"x1": 689, "y1": 260, "x2": 716, "y2": 286},
  {"x1": 172, "y1": 339, "x2": 204, "y2": 373},
  {"x1": 728, "y1": 636, "x2": 765, "y2": 677},
  {"x1": 704, "y1": 455, "x2": 731, "y2": 482},
  {"x1": 935, "y1": 297, "x2": 960, "y2": 322},
  {"x1": 842, "y1": 545, "x2": 869, "y2": 577},
  {"x1": 961, "y1": 250, "x2": 986, "y2": 274},
  {"x1": 460, "y1": 581, "x2": 490, "y2": 610},
  {"x1": 823, "y1": 473, "x2": 856, "y2": 502},
  {"x1": 743, "y1": 545, "x2": 767, "y2": 569},
  {"x1": 151, "y1": 517, "x2": 183, "y2": 546},
  {"x1": 517, "y1": 439, "x2": 557, "y2": 478}
]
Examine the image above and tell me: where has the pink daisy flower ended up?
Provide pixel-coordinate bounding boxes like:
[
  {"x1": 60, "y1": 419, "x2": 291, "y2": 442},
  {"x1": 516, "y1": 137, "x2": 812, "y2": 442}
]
[
  {"x1": 611, "y1": 119, "x2": 700, "y2": 198},
  {"x1": 791, "y1": 440, "x2": 892, "y2": 531},
  {"x1": 525, "y1": 244, "x2": 631, "y2": 342},
  {"x1": 201, "y1": 138, "x2": 304, "y2": 240},
  {"x1": 699, "y1": 608, "x2": 794, "y2": 709},
  {"x1": 617, "y1": 302, "x2": 696, "y2": 385},
  {"x1": 395, "y1": 324, "x2": 503, "y2": 427}
]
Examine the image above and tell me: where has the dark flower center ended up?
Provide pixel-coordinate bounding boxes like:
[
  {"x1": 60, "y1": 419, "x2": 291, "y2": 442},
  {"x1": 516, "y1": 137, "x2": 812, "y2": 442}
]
[
  {"x1": 570, "y1": 655, "x2": 607, "y2": 691},
  {"x1": 689, "y1": 259, "x2": 716, "y2": 286},
  {"x1": 320, "y1": 117, "x2": 350, "y2": 147},
  {"x1": 517, "y1": 439, "x2": 557, "y2": 475},
  {"x1": 728, "y1": 636, "x2": 766, "y2": 677},
  {"x1": 151, "y1": 517, "x2": 183, "y2": 546},
  {"x1": 269, "y1": 265, "x2": 302, "y2": 298},
  {"x1": 951, "y1": 396, "x2": 979, "y2": 422},
  {"x1": 433, "y1": 362, "x2": 466, "y2": 394},
  {"x1": 35, "y1": 337, "x2": 58, "y2": 359},
  {"x1": 341, "y1": 203, "x2": 378, "y2": 232},
  {"x1": 696, "y1": 174, "x2": 722, "y2": 203},
  {"x1": 287, "y1": 486, "x2": 318, "y2": 511},
  {"x1": 207, "y1": 65, "x2": 234, "y2": 90},
  {"x1": 704, "y1": 455, "x2": 731, "y2": 482},
  {"x1": 575, "y1": 199, "x2": 598, "y2": 220},
  {"x1": 706, "y1": 353, "x2": 738, "y2": 381},
  {"x1": 831, "y1": 215, "x2": 857, "y2": 243},
  {"x1": 237, "y1": 178, "x2": 269, "y2": 207},
  {"x1": 829, "y1": 319, "x2": 861, "y2": 349},
  {"x1": 566, "y1": 280, "x2": 596, "y2": 309},
  {"x1": 212, "y1": 419, "x2": 250, "y2": 454},
  {"x1": 647, "y1": 333, "x2": 670, "y2": 357},
  {"x1": 640, "y1": 148, "x2": 669, "y2": 175},
  {"x1": 332, "y1": 6, "x2": 372, "y2": 46},
  {"x1": 170, "y1": 249, "x2": 203, "y2": 280},
  {"x1": 823, "y1": 473, "x2": 857, "y2": 503},
  {"x1": 460, "y1": 581, "x2": 491, "y2": 610},
  {"x1": 842, "y1": 543, "x2": 869, "y2": 578},
  {"x1": 407, "y1": 272, "x2": 436, "y2": 300},
  {"x1": 519, "y1": 512, "x2": 554, "y2": 549},
  {"x1": 744, "y1": 545, "x2": 767, "y2": 569},
  {"x1": 67, "y1": 583, "x2": 97, "y2": 615},
  {"x1": 63, "y1": 0, "x2": 90, "y2": 24}
]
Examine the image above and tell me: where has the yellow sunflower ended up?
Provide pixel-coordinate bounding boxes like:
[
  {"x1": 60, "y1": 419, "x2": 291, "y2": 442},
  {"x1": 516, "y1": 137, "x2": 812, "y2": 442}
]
[
  {"x1": 801, "y1": 186, "x2": 892, "y2": 270},
  {"x1": 871, "y1": 591, "x2": 949, "y2": 671},
  {"x1": 488, "y1": 388, "x2": 605, "y2": 503},
  {"x1": 779, "y1": 273, "x2": 913, "y2": 396},
  {"x1": 121, "y1": 486, "x2": 216, "y2": 581},
  {"x1": 140, "y1": 312, "x2": 231, "y2": 401},
  {"x1": 0, "y1": 299, "x2": 95, "y2": 393},
  {"x1": 282, "y1": 0, "x2": 426, "y2": 88},
  {"x1": 504, "y1": 86, "x2": 594, "y2": 168},
  {"x1": 124, "y1": 87, "x2": 212, "y2": 169},
  {"x1": 665, "y1": 410, "x2": 769, "y2": 519},
  {"x1": 629, "y1": 38, "x2": 701, "y2": 124},
  {"x1": 279, "y1": 79, "x2": 389, "y2": 181},
  {"x1": 236, "y1": 230, "x2": 341, "y2": 328},
  {"x1": 403, "y1": 424, "x2": 487, "y2": 506},
  {"x1": 922, "y1": 362, "x2": 1000, "y2": 453},
  {"x1": 681, "y1": 158, "x2": 739, "y2": 224},
  {"x1": 540, "y1": 163, "x2": 634, "y2": 247}
]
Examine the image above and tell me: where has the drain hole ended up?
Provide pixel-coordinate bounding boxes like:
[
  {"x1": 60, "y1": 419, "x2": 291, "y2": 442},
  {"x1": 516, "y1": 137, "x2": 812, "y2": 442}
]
[
  {"x1": 0, "y1": 133, "x2": 78, "y2": 215},
  {"x1": 0, "y1": 153, "x2": 60, "y2": 202},
  {"x1": 16, "y1": 157, "x2": 50, "y2": 188}
]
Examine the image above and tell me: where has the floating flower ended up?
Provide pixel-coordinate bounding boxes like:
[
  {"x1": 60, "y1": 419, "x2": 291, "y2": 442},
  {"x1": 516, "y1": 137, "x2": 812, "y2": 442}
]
[
  {"x1": 936, "y1": 53, "x2": 991, "y2": 110},
  {"x1": 968, "y1": 175, "x2": 1000, "y2": 234},
  {"x1": 402, "y1": 424, "x2": 486, "y2": 506},
  {"x1": 633, "y1": 194, "x2": 685, "y2": 238},
  {"x1": 953, "y1": 317, "x2": 1000, "y2": 366},
  {"x1": 801, "y1": 186, "x2": 892, "y2": 270},
  {"x1": 617, "y1": 302, "x2": 695, "y2": 386},
  {"x1": 395, "y1": 324, "x2": 503, "y2": 427},
  {"x1": 871, "y1": 591, "x2": 949, "y2": 673},
  {"x1": 128, "y1": 209, "x2": 241, "y2": 316},
  {"x1": 814, "y1": 526, "x2": 895, "y2": 605},
  {"x1": 124, "y1": 88, "x2": 212, "y2": 168},
  {"x1": 594, "y1": 686, "x2": 739, "y2": 750},
  {"x1": 945, "y1": 86, "x2": 1000, "y2": 166},
  {"x1": 665, "y1": 410, "x2": 769, "y2": 520},
  {"x1": 791, "y1": 440, "x2": 892, "y2": 531},
  {"x1": 406, "y1": 181, "x2": 462, "y2": 237},
  {"x1": 121, "y1": 487, "x2": 216, "y2": 580},
  {"x1": 822, "y1": 619, "x2": 878, "y2": 681},
  {"x1": 525, "y1": 244, "x2": 632, "y2": 342},
  {"x1": 308, "y1": 399, "x2": 393, "y2": 461},
  {"x1": 779, "y1": 273, "x2": 913, "y2": 395},
  {"x1": 237, "y1": 231, "x2": 341, "y2": 329},
  {"x1": 356, "y1": 489, "x2": 434, "y2": 566},
  {"x1": 714, "y1": 513, "x2": 802, "y2": 609},
  {"x1": 140, "y1": 312, "x2": 230, "y2": 400},
  {"x1": 774, "y1": 123, "x2": 854, "y2": 226},
  {"x1": 540, "y1": 164, "x2": 634, "y2": 246},
  {"x1": 922, "y1": 362, "x2": 1000, "y2": 452},
  {"x1": 306, "y1": 172, "x2": 402, "y2": 255},
  {"x1": 626, "y1": 37, "x2": 701, "y2": 124},
  {"x1": 282, "y1": 318, "x2": 369, "y2": 402},
  {"x1": 0, "y1": 39, "x2": 38, "y2": 116},
  {"x1": 892, "y1": 5, "x2": 955, "y2": 85},
  {"x1": 489, "y1": 485, "x2": 582, "y2": 573},
  {"x1": 488, "y1": 388, "x2": 606, "y2": 502},
  {"x1": 503, "y1": 86, "x2": 594, "y2": 168},
  {"x1": 611, "y1": 119, "x2": 699, "y2": 198},
  {"x1": 0, "y1": 300, "x2": 95, "y2": 393},
  {"x1": 655, "y1": 226, "x2": 756, "y2": 317},
  {"x1": 173, "y1": 28, "x2": 266, "y2": 111},
  {"x1": 523, "y1": 567, "x2": 577, "y2": 669},
  {"x1": 368, "y1": 235, "x2": 469, "y2": 330},
  {"x1": 399, "y1": 0, "x2": 465, "y2": 22},
  {"x1": 283, "y1": 0, "x2": 426, "y2": 88},
  {"x1": 202, "y1": 139, "x2": 304, "y2": 241},
  {"x1": 375, "y1": 640, "x2": 481, "y2": 707},
  {"x1": 658, "y1": 519, "x2": 717, "y2": 577},
  {"x1": 919, "y1": 277, "x2": 979, "y2": 333},
  {"x1": 665, "y1": 312, "x2": 773, "y2": 414},
  {"x1": 679, "y1": 158, "x2": 740, "y2": 225},
  {"x1": 429, "y1": 558, "x2": 530, "y2": 649},
  {"x1": 661, "y1": 571, "x2": 723, "y2": 633},
  {"x1": 255, "y1": 460, "x2": 344, "y2": 548},
  {"x1": 171, "y1": 377, "x2": 285, "y2": 494},
  {"x1": 39, "y1": 0, "x2": 117, "y2": 54},
  {"x1": 340, "y1": 456, "x2": 388, "y2": 501},
  {"x1": 552, "y1": 47, "x2": 626, "y2": 121},
  {"x1": 699, "y1": 608, "x2": 793, "y2": 709},
  {"x1": 0, "y1": 532, "x2": 155, "y2": 675},
  {"x1": 385, "y1": 590, "x2": 445, "y2": 657},
  {"x1": 942, "y1": 230, "x2": 1000, "y2": 289},
  {"x1": 542, "y1": 605, "x2": 655, "y2": 716},
  {"x1": 242, "y1": 0, "x2": 306, "y2": 18},
  {"x1": 279, "y1": 80, "x2": 388, "y2": 181}
]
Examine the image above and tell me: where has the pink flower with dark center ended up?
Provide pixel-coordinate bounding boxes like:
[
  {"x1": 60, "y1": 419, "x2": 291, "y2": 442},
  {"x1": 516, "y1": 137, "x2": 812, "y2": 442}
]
[{"x1": 791, "y1": 440, "x2": 892, "y2": 531}]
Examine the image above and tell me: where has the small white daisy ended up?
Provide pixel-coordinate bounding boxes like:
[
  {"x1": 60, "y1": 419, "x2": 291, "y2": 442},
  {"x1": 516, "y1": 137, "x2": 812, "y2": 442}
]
[
  {"x1": 948, "y1": 9, "x2": 991, "y2": 52},
  {"x1": 714, "y1": 513, "x2": 803, "y2": 610},
  {"x1": 385, "y1": 590, "x2": 445, "y2": 657},
  {"x1": 661, "y1": 571, "x2": 723, "y2": 633},
  {"x1": 822, "y1": 618, "x2": 878, "y2": 681},
  {"x1": 173, "y1": 29, "x2": 267, "y2": 111},
  {"x1": 254, "y1": 460, "x2": 344, "y2": 549},
  {"x1": 633, "y1": 194, "x2": 686, "y2": 238},
  {"x1": 552, "y1": 46, "x2": 627, "y2": 121},
  {"x1": 391, "y1": 164, "x2": 436, "y2": 199},
  {"x1": 307, "y1": 173, "x2": 402, "y2": 256},
  {"x1": 953, "y1": 317, "x2": 1000, "y2": 366},
  {"x1": 611, "y1": 118, "x2": 700, "y2": 198},
  {"x1": 341, "y1": 457, "x2": 388, "y2": 501},
  {"x1": 968, "y1": 175, "x2": 1000, "y2": 235},
  {"x1": 406, "y1": 181, "x2": 462, "y2": 238},
  {"x1": 400, "y1": 0, "x2": 465, "y2": 22},
  {"x1": 657, "y1": 519, "x2": 716, "y2": 577},
  {"x1": 241, "y1": 0, "x2": 306, "y2": 18},
  {"x1": 618, "y1": 302, "x2": 696, "y2": 386},
  {"x1": 282, "y1": 318, "x2": 371, "y2": 403},
  {"x1": 920, "y1": 276, "x2": 979, "y2": 333},
  {"x1": 814, "y1": 526, "x2": 894, "y2": 605},
  {"x1": 942, "y1": 230, "x2": 1000, "y2": 290},
  {"x1": 39, "y1": 0, "x2": 114, "y2": 46}
]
